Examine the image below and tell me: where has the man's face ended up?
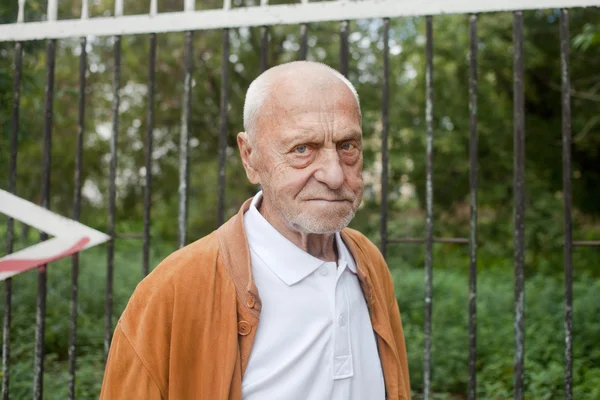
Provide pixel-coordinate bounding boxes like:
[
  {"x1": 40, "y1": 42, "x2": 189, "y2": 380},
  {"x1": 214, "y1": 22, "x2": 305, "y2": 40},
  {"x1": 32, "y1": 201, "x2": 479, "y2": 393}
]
[{"x1": 248, "y1": 79, "x2": 364, "y2": 234}]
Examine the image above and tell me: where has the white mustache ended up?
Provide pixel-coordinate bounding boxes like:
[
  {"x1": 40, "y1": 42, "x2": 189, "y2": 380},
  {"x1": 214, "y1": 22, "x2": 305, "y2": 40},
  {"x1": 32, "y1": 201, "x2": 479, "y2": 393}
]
[{"x1": 299, "y1": 187, "x2": 355, "y2": 202}]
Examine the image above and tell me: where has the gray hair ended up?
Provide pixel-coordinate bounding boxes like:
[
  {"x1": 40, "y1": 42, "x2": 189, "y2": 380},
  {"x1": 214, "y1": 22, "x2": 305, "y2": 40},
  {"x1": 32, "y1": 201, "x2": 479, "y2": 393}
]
[{"x1": 243, "y1": 61, "x2": 361, "y2": 136}]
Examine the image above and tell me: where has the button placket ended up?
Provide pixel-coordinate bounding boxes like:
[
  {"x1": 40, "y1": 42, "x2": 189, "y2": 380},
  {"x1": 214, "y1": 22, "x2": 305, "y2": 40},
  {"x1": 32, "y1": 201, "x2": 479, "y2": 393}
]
[{"x1": 332, "y1": 268, "x2": 354, "y2": 380}]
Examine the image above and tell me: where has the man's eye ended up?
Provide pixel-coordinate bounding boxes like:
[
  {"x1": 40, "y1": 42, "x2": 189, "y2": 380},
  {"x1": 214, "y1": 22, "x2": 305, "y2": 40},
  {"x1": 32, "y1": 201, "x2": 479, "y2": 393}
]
[
  {"x1": 341, "y1": 142, "x2": 355, "y2": 151},
  {"x1": 295, "y1": 145, "x2": 308, "y2": 154}
]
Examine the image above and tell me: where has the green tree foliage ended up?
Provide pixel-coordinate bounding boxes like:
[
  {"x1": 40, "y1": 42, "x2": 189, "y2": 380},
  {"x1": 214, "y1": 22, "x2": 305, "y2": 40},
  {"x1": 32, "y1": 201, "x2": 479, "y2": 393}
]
[
  {"x1": 2, "y1": 4, "x2": 598, "y2": 263},
  {"x1": 1, "y1": 0, "x2": 599, "y2": 398}
]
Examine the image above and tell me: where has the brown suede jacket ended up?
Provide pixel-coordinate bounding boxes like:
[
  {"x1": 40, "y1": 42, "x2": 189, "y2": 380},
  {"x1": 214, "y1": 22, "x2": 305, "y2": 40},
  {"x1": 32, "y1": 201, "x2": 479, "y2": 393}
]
[{"x1": 100, "y1": 199, "x2": 411, "y2": 399}]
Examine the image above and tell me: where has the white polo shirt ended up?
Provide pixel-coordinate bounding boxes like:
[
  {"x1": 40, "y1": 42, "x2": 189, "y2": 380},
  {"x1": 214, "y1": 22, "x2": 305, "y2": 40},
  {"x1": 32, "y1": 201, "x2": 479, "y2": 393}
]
[{"x1": 241, "y1": 192, "x2": 385, "y2": 400}]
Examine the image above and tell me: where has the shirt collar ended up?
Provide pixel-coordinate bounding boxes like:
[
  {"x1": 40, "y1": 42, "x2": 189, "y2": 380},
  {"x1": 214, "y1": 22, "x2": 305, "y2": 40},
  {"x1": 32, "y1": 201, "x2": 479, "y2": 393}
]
[
  {"x1": 244, "y1": 191, "x2": 356, "y2": 286},
  {"x1": 336, "y1": 230, "x2": 358, "y2": 274}
]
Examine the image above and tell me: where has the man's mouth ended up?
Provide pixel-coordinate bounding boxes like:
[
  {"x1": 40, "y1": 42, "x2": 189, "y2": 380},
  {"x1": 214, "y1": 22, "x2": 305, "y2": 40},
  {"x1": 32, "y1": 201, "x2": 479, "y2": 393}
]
[{"x1": 308, "y1": 198, "x2": 351, "y2": 202}]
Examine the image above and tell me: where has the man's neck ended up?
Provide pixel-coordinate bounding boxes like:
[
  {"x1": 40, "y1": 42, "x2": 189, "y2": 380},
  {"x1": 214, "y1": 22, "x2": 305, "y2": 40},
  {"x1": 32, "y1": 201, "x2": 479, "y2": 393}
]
[{"x1": 258, "y1": 201, "x2": 338, "y2": 263}]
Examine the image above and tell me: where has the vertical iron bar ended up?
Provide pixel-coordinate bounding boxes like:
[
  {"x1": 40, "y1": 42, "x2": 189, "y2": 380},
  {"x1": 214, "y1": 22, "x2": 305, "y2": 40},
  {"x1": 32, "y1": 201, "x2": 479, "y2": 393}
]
[
  {"x1": 339, "y1": 20, "x2": 349, "y2": 77},
  {"x1": 512, "y1": 11, "x2": 526, "y2": 400},
  {"x1": 468, "y1": 13, "x2": 479, "y2": 400},
  {"x1": 68, "y1": 36, "x2": 87, "y2": 400},
  {"x1": 179, "y1": 31, "x2": 193, "y2": 248},
  {"x1": 1, "y1": 282, "x2": 11, "y2": 400},
  {"x1": 424, "y1": 15, "x2": 434, "y2": 400},
  {"x1": 17, "y1": 0, "x2": 26, "y2": 23},
  {"x1": 143, "y1": 33, "x2": 157, "y2": 277},
  {"x1": 34, "y1": 38, "x2": 56, "y2": 400},
  {"x1": 105, "y1": 36, "x2": 121, "y2": 362},
  {"x1": 217, "y1": 28, "x2": 230, "y2": 227},
  {"x1": 299, "y1": 23, "x2": 308, "y2": 61},
  {"x1": 380, "y1": 18, "x2": 390, "y2": 258},
  {"x1": 2, "y1": 40, "x2": 23, "y2": 400},
  {"x1": 260, "y1": 26, "x2": 268, "y2": 72},
  {"x1": 560, "y1": 9, "x2": 573, "y2": 400}
]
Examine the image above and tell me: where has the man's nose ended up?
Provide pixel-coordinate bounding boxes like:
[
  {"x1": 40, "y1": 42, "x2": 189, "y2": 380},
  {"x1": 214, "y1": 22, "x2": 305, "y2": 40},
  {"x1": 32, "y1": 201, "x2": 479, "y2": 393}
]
[{"x1": 313, "y1": 150, "x2": 345, "y2": 190}]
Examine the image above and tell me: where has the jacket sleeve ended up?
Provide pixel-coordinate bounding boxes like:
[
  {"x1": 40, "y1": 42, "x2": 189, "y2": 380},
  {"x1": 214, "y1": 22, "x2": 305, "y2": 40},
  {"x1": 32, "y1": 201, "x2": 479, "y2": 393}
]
[{"x1": 100, "y1": 324, "x2": 163, "y2": 400}]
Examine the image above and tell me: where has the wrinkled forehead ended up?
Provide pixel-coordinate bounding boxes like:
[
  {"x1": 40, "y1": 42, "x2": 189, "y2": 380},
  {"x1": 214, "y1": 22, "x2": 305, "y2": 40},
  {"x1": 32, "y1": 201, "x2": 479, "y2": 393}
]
[{"x1": 260, "y1": 77, "x2": 361, "y2": 128}]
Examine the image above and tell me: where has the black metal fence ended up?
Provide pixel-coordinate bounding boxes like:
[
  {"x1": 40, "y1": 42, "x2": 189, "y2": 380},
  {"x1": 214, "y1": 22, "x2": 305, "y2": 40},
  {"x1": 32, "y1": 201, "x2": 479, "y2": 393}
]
[{"x1": 3, "y1": 6, "x2": 600, "y2": 400}]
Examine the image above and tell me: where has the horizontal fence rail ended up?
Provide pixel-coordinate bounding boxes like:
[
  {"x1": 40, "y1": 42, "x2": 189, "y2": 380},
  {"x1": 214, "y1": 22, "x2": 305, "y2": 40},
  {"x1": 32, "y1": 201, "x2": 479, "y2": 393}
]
[
  {"x1": 2, "y1": 0, "x2": 600, "y2": 399},
  {"x1": 1, "y1": 0, "x2": 600, "y2": 41}
]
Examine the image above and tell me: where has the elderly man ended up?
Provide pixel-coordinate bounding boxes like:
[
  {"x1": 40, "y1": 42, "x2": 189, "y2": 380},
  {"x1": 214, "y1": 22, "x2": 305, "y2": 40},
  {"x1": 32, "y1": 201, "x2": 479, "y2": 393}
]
[{"x1": 100, "y1": 61, "x2": 410, "y2": 400}]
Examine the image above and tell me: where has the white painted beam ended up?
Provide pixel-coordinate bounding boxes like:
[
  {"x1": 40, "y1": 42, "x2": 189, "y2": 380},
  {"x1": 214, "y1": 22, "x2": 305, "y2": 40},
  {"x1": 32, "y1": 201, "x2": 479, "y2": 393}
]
[{"x1": 1, "y1": 0, "x2": 599, "y2": 42}]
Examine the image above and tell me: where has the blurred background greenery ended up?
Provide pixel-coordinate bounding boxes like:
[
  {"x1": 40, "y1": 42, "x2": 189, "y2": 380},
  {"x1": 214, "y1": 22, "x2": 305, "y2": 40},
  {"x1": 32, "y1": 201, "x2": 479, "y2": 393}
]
[{"x1": 1, "y1": 0, "x2": 599, "y2": 398}]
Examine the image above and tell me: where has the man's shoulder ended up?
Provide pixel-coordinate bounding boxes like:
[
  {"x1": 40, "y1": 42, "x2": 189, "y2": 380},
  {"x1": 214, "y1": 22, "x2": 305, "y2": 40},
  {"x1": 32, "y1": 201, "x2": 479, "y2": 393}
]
[
  {"x1": 147, "y1": 230, "x2": 222, "y2": 285},
  {"x1": 119, "y1": 230, "x2": 230, "y2": 322}
]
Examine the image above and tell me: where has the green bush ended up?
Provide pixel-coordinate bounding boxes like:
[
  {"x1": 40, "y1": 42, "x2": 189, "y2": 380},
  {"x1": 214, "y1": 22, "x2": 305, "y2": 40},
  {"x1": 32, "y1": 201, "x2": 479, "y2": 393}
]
[
  {"x1": 392, "y1": 264, "x2": 600, "y2": 399},
  {"x1": 0, "y1": 240, "x2": 598, "y2": 399},
  {"x1": 0, "y1": 238, "x2": 173, "y2": 400}
]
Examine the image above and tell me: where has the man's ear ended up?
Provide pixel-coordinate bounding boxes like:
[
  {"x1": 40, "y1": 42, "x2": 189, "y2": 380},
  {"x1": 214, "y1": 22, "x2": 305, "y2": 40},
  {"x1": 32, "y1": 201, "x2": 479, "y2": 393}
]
[{"x1": 237, "y1": 132, "x2": 260, "y2": 185}]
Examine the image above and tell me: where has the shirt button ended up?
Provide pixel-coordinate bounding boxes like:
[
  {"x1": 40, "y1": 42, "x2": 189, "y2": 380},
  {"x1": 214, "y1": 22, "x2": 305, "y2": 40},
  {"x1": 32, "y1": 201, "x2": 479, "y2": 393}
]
[
  {"x1": 319, "y1": 266, "x2": 328, "y2": 276},
  {"x1": 339, "y1": 314, "x2": 347, "y2": 327},
  {"x1": 247, "y1": 295, "x2": 255, "y2": 308}
]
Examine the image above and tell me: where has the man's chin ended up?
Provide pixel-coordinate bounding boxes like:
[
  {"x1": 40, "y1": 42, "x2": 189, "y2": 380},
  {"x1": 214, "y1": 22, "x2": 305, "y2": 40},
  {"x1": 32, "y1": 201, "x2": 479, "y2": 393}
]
[{"x1": 291, "y1": 212, "x2": 355, "y2": 234}]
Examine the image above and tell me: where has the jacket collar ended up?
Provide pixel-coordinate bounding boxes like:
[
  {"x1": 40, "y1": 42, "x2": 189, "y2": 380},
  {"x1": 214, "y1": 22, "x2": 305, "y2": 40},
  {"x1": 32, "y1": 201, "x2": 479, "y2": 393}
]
[{"x1": 216, "y1": 198, "x2": 261, "y2": 317}]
